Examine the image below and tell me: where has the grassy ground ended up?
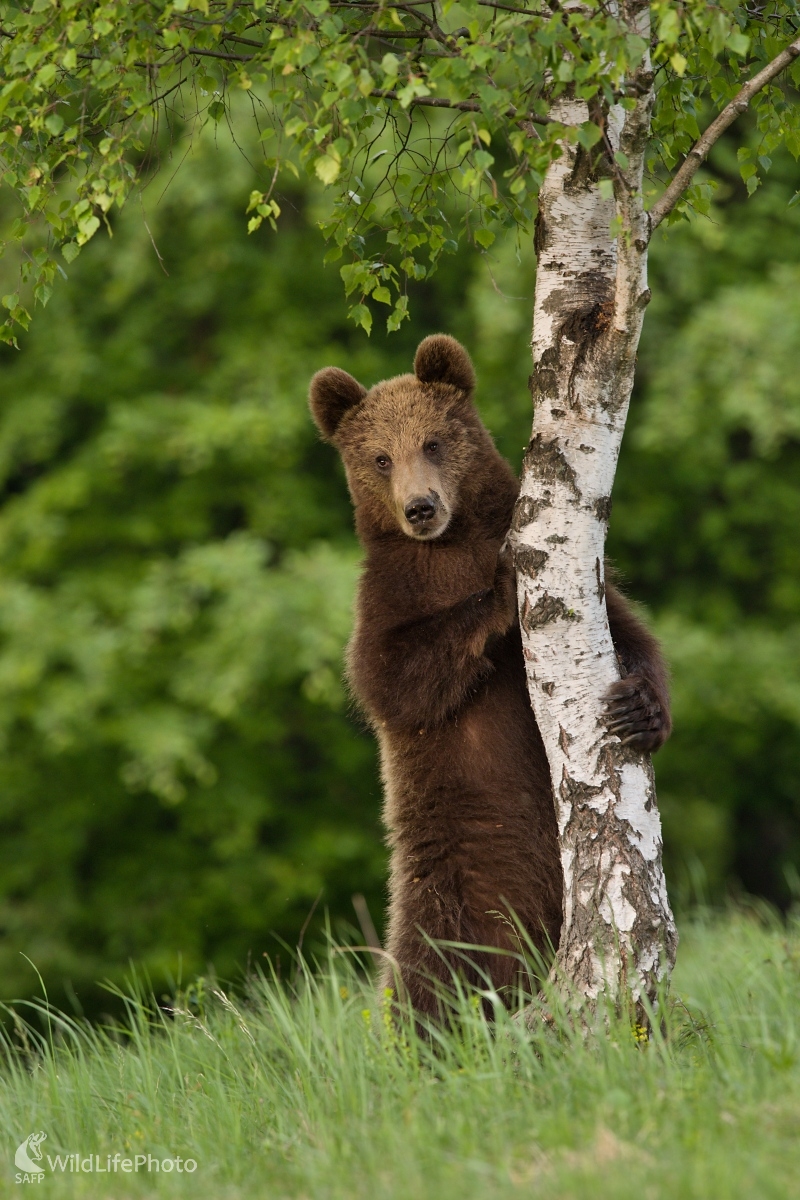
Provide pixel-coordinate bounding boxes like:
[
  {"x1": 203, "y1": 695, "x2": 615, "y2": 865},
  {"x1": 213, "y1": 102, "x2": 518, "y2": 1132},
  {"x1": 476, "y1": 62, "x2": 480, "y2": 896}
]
[{"x1": 1, "y1": 909, "x2": 799, "y2": 1199}]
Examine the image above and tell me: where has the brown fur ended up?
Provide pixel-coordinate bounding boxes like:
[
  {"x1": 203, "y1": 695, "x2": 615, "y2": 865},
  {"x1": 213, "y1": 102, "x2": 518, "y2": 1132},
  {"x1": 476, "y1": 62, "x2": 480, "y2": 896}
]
[{"x1": 309, "y1": 335, "x2": 671, "y2": 1017}]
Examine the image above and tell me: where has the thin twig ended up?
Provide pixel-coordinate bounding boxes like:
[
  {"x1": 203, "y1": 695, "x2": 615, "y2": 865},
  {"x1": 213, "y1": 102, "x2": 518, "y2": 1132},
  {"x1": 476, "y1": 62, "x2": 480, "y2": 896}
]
[
  {"x1": 477, "y1": 1, "x2": 545, "y2": 13},
  {"x1": 139, "y1": 198, "x2": 169, "y2": 275},
  {"x1": 357, "y1": 28, "x2": 433, "y2": 37},
  {"x1": 187, "y1": 47, "x2": 254, "y2": 62},
  {"x1": 650, "y1": 35, "x2": 800, "y2": 229},
  {"x1": 371, "y1": 87, "x2": 553, "y2": 122}
]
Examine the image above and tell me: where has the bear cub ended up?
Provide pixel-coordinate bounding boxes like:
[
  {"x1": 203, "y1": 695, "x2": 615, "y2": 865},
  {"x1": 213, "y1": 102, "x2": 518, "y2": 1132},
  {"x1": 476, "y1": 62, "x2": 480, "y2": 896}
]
[{"x1": 309, "y1": 335, "x2": 670, "y2": 1016}]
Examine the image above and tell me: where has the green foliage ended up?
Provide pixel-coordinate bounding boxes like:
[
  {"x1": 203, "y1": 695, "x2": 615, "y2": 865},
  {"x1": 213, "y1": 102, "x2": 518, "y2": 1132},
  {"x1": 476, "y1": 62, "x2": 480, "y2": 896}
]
[
  {"x1": 2, "y1": 911, "x2": 800, "y2": 1198},
  {"x1": 0, "y1": 108, "x2": 799, "y2": 1008},
  {"x1": 0, "y1": 122, "x2": 393, "y2": 1009},
  {"x1": 1, "y1": 0, "x2": 800, "y2": 341}
]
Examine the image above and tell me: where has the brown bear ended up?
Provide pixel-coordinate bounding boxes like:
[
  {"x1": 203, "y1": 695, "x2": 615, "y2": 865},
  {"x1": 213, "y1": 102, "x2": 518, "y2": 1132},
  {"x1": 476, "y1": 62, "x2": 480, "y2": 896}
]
[{"x1": 309, "y1": 334, "x2": 670, "y2": 1017}]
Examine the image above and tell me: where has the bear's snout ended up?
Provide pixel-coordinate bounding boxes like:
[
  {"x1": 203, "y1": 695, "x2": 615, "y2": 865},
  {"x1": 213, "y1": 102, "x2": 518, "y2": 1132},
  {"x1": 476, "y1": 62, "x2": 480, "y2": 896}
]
[
  {"x1": 404, "y1": 496, "x2": 436, "y2": 527},
  {"x1": 392, "y1": 458, "x2": 451, "y2": 538},
  {"x1": 399, "y1": 487, "x2": 450, "y2": 538}
]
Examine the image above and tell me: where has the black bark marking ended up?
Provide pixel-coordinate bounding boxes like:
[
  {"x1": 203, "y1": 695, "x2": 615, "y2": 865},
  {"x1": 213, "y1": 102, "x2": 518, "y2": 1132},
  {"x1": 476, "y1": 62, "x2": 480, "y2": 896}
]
[
  {"x1": 546, "y1": 534, "x2": 568, "y2": 544},
  {"x1": 534, "y1": 208, "x2": 546, "y2": 256},
  {"x1": 532, "y1": 367, "x2": 559, "y2": 402},
  {"x1": 559, "y1": 766, "x2": 604, "y2": 811},
  {"x1": 531, "y1": 346, "x2": 561, "y2": 404},
  {"x1": 540, "y1": 270, "x2": 615, "y2": 409},
  {"x1": 563, "y1": 142, "x2": 605, "y2": 194},
  {"x1": 595, "y1": 556, "x2": 605, "y2": 602},
  {"x1": 542, "y1": 681, "x2": 555, "y2": 696},
  {"x1": 558, "y1": 724, "x2": 572, "y2": 755},
  {"x1": 594, "y1": 495, "x2": 613, "y2": 522},
  {"x1": 541, "y1": 271, "x2": 612, "y2": 322},
  {"x1": 515, "y1": 546, "x2": 549, "y2": 577},
  {"x1": 523, "y1": 435, "x2": 580, "y2": 497},
  {"x1": 559, "y1": 297, "x2": 614, "y2": 345},
  {"x1": 512, "y1": 492, "x2": 552, "y2": 532},
  {"x1": 521, "y1": 593, "x2": 580, "y2": 632}
]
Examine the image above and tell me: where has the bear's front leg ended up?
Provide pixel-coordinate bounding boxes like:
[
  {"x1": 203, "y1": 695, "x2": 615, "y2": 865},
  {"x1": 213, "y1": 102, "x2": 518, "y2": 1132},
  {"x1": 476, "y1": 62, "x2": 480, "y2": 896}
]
[
  {"x1": 350, "y1": 548, "x2": 517, "y2": 732},
  {"x1": 604, "y1": 582, "x2": 672, "y2": 752}
]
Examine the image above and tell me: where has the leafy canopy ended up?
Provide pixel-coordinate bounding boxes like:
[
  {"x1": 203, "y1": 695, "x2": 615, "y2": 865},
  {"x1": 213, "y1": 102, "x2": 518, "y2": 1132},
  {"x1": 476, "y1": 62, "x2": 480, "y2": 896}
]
[{"x1": 1, "y1": 0, "x2": 800, "y2": 341}]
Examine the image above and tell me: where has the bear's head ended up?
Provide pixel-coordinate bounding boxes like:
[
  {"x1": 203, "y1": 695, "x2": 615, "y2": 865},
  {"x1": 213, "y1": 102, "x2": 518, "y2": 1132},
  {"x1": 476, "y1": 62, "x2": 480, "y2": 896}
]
[{"x1": 309, "y1": 335, "x2": 482, "y2": 541}]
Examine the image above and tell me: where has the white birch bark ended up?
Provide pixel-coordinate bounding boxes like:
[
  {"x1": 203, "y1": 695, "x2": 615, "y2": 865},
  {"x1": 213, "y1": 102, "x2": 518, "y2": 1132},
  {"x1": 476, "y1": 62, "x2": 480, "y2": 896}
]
[{"x1": 510, "y1": 16, "x2": 678, "y2": 1009}]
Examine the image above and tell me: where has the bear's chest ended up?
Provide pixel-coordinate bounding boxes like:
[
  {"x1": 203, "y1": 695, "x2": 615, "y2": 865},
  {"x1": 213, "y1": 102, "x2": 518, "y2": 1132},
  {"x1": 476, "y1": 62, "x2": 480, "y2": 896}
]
[{"x1": 379, "y1": 538, "x2": 498, "y2": 617}]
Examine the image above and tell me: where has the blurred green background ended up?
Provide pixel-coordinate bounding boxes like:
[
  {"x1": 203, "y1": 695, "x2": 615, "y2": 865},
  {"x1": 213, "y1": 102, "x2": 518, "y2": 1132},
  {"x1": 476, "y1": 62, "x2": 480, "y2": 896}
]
[{"x1": 1, "y1": 116, "x2": 799, "y2": 1014}]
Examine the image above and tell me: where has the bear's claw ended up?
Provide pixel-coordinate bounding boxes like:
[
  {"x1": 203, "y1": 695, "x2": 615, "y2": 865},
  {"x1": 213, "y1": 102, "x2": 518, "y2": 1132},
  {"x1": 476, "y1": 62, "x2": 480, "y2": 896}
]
[{"x1": 603, "y1": 675, "x2": 669, "y2": 753}]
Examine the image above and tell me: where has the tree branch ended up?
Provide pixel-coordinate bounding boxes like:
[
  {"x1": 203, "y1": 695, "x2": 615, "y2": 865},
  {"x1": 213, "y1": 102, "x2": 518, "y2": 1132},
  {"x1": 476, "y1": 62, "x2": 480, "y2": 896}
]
[
  {"x1": 649, "y1": 35, "x2": 800, "y2": 229},
  {"x1": 186, "y1": 46, "x2": 254, "y2": 62},
  {"x1": 371, "y1": 88, "x2": 553, "y2": 121},
  {"x1": 476, "y1": 1, "x2": 548, "y2": 13}
]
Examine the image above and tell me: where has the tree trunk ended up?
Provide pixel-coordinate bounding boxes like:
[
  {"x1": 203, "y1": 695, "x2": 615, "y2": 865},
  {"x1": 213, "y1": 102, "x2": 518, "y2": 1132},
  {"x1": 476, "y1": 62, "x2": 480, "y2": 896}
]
[{"x1": 511, "y1": 47, "x2": 677, "y2": 1012}]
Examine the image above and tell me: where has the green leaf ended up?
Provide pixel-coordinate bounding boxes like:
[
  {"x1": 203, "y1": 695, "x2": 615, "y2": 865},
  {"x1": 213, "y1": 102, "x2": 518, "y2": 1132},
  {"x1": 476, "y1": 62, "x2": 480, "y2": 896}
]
[
  {"x1": 577, "y1": 122, "x2": 602, "y2": 150},
  {"x1": 386, "y1": 295, "x2": 409, "y2": 332},
  {"x1": 357, "y1": 70, "x2": 375, "y2": 97},
  {"x1": 658, "y1": 8, "x2": 681, "y2": 46},
  {"x1": 349, "y1": 303, "x2": 372, "y2": 334},
  {"x1": 473, "y1": 227, "x2": 495, "y2": 248},
  {"x1": 315, "y1": 152, "x2": 341, "y2": 186},
  {"x1": 61, "y1": 243, "x2": 81, "y2": 263}
]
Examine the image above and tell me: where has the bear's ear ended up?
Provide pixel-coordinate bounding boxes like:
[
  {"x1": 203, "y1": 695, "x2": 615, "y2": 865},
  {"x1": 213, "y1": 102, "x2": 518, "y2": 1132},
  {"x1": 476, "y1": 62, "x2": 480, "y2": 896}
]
[
  {"x1": 413, "y1": 334, "x2": 476, "y2": 394},
  {"x1": 309, "y1": 367, "x2": 367, "y2": 440}
]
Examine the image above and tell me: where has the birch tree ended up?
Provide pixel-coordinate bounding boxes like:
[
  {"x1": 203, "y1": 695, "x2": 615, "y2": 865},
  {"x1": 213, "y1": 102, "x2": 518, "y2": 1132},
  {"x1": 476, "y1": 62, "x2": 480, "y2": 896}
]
[{"x1": 2, "y1": 0, "x2": 800, "y2": 1012}]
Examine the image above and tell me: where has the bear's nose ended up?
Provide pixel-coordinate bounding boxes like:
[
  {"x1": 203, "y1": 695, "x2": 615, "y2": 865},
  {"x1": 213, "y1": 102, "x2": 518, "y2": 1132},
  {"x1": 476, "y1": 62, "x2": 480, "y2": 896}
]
[{"x1": 404, "y1": 496, "x2": 436, "y2": 526}]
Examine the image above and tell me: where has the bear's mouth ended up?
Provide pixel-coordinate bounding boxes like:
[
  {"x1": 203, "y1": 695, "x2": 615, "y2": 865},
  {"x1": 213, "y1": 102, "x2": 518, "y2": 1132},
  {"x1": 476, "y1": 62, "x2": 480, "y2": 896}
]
[{"x1": 408, "y1": 517, "x2": 450, "y2": 540}]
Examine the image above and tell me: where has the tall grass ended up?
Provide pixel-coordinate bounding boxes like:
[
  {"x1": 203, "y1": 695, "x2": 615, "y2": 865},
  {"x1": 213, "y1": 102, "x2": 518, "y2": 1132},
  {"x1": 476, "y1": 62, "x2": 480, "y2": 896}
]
[{"x1": 1, "y1": 908, "x2": 799, "y2": 1198}]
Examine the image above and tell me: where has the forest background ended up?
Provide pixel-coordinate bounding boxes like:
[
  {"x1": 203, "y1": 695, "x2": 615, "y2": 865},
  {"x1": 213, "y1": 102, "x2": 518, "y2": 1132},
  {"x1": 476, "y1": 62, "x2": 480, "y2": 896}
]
[{"x1": 0, "y1": 107, "x2": 799, "y2": 1015}]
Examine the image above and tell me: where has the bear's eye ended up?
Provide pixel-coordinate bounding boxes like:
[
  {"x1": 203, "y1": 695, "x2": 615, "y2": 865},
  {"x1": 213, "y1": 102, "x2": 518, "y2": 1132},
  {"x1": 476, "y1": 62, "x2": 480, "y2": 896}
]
[
  {"x1": 375, "y1": 454, "x2": 391, "y2": 470},
  {"x1": 424, "y1": 440, "x2": 440, "y2": 455}
]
